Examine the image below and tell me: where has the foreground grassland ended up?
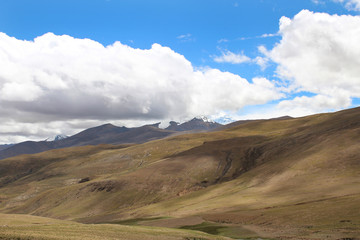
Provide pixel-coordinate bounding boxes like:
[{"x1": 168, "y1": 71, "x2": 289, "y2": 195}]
[
  {"x1": 1, "y1": 107, "x2": 360, "y2": 239},
  {"x1": 0, "y1": 214, "x2": 230, "y2": 240}
]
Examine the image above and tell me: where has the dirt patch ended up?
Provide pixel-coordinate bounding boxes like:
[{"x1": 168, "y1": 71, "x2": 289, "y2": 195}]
[{"x1": 85, "y1": 180, "x2": 122, "y2": 192}]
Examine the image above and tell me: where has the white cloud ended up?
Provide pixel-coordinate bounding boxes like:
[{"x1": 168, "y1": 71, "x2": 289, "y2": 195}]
[
  {"x1": 229, "y1": 9, "x2": 360, "y2": 121},
  {"x1": 254, "y1": 56, "x2": 269, "y2": 70},
  {"x1": 217, "y1": 93, "x2": 351, "y2": 122},
  {"x1": 213, "y1": 44, "x2": 273, "y2": 71},
  {"x1": 177, "y1": 33, "x2": 191, "y2": 39},
  {"x1": 177, "y1": 33, "x2": 194, "y2": 42},
  {"x1": 313, "y1": 0, "x2": 360, "y2": 10},
  {"x1": 0, "y1": 32, "x2": 281, "y2": 143},
  {"x1": 1, "y1": 82, "x2": 44, "y2": 101},
  {"x1": 333, "y1": 0, "x2": 360, "y2": 11},
  {"x1": 253, "y1": 45, "x2": 271, "y2": 70},
  {"x1": 217, "y1": 38, "x2": 229, "y2": 43},
  {"x1": 263, "y1": 10, "x2": 360, "y2": 110},
  {"x1": 213, "y1": 50, "x2": 251, "y2": 64},
  {"x1": 278, "y1": 93, "x2": 352, "y2": 113},
  {"x1": 260, "y1": 33, "x2": 279, "y2": 38},
  {"x1": 312, "y1": 0, "x2": 325, "y2": 4}
]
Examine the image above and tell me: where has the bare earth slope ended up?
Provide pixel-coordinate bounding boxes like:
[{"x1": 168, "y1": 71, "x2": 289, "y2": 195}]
[{"x1": 0, "y1": 107, "x2": 359, "y2": 239}]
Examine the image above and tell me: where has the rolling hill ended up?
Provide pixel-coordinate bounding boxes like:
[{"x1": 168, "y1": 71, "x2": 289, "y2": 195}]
[{"x1": 0, "y1": 107, "x2": 359, "y2": 239}]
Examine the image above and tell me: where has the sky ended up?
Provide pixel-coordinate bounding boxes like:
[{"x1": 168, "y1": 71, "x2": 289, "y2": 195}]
[{"x1": 0, "y1": 0, "x2": 360, "y2": 143}]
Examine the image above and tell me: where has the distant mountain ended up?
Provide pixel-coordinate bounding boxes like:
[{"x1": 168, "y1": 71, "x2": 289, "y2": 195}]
[
  {"x1": 165, "y1": 116, "x2": 222, "y2": 131},
  {"x1": 51, "y1": 123, "x2": 174, "y2": 148},
  {"x1": 0, "y1": 123, "x2": 175, "y2": 160},
  {"x1": 0, "y1": 141, "x2": 53, "y2": 160},
  {"x1": 0, "y1": 144, "x2": 14, "y2": 151},
  {"x1": 0, "y1": 117, "x2": 223, "y2": 160}
]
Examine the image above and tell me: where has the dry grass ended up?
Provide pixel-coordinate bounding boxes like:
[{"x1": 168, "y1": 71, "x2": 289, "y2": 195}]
[{"x1": 0, "y1": 213, "x2": 230, "y2": 240}]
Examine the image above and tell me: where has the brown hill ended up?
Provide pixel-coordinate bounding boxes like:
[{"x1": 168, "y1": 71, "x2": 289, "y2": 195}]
[{"x1": 0, "y1": 107, "x2": 359, "y2": 239}]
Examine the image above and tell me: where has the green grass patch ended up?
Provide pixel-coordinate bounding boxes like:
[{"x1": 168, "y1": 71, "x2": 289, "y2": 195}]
[
  {"x1": 106, "y1": 216, "x2": 170, "y2": 225},
  {"x1": 180, "y1": 222, "x2": 270, "y2": 239},
  {"x1": 180, "y1": 222, "x2": 226, "y2": 235}
]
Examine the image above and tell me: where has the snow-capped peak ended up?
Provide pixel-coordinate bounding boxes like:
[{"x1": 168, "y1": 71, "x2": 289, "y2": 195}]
[
  {"x1": 45, "y1": 134, "x2": 68, "y2": 142},
  {"x1": 194, "y1": 116, "x2": 215, "y2": 123}
]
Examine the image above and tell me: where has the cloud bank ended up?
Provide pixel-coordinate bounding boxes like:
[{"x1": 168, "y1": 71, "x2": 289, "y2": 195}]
[{"x1": 0, "y1": 33, "x2": 281, "y2": 143}]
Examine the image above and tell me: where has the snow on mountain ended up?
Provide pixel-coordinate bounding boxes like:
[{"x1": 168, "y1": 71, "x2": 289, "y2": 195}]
[
  {"x1": 45, "y1": 134, "x2": 68, "y2": 142},
  {"x1": 165, "y1": 116, "x2": 221, "y2": 131},
  {"x1": 194, "y1": 116, "x2": 215, "y2": 123}
]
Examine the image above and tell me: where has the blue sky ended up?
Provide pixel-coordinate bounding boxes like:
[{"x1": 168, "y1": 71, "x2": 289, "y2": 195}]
[
  {"x1": 0, "y1": 0, "x2": 360, "y2": 142},
  {"x1": 0, "y1": 1, "x2": 351, "y2": 65}
]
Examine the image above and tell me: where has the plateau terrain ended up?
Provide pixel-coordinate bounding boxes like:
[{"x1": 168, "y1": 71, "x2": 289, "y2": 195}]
[{"x1": 0, "y1": 107, "x2": 359, "y2": 239}]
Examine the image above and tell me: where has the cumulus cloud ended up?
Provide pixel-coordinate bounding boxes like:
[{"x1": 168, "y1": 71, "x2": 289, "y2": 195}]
[
  {"x1": 226, "y1": 10, "x2": 360, "y2": 121},
  {"x1": 213, "y1": 50, "x2": 251, "y2": 64},
  {"x1": 0, "y1": 32, "x2": 281, "y2": 143},
  {"x1": 262, "y1": 10, "x2": 360, "y2": 112}
]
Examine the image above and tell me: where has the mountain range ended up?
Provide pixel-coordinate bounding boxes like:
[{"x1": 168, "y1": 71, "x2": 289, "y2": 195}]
[
  {"x1": 0, "y1": 117, "x2": 222, "y2": 160},
  {"x1": 0, "y1": 107, "x2": 359, "y2": 239}
]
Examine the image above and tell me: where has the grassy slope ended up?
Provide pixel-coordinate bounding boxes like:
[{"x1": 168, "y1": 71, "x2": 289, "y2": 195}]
[
  {"x1": 128, "y1": 108, "x2": 360, "y2": 239},
  {"x1": 0, "y1": 213, "x2": 230, "y2": 240},
  {"x1": 0, "y1": 107, "x2": 360, "y2": 239},
  {"x1": 0, "y1": 130, "x2": 240, "y2": 220}
]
